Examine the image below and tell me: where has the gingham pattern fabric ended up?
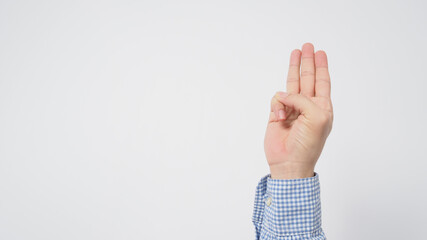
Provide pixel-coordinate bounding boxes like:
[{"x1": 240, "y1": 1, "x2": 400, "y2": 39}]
[{"x1": 252, "y1": 173, "x2": 326, "y2": 240}]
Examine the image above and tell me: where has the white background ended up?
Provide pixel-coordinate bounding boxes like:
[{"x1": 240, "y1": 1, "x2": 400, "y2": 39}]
[{"x1": 1, "y1": 0, "x2": 426, "y2": 239}]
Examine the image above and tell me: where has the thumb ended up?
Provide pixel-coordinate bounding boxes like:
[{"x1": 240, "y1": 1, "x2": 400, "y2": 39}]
[{"x1": 275, "y1": 92, "x2": 318, "y2": 118}]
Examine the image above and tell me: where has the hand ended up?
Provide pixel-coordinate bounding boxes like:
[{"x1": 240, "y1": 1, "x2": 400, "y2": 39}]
[{"x1": 264, "y1": 43, "x2": 334, "y2": 179}]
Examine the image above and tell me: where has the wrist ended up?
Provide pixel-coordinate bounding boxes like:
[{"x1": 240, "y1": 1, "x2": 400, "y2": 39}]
[{"x1": 269, "y1": 162, "x2": 315, "y2": 179}]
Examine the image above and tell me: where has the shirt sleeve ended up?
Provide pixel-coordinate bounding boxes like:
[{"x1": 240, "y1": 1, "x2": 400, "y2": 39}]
[{"x1": 252, "y1": 172, "x2": 326, "y2": 240}]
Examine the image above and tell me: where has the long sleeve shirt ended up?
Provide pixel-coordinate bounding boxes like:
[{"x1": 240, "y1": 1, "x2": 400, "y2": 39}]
[{"x1": 252, "y1": 172, "x2": 326, "y2": 240}]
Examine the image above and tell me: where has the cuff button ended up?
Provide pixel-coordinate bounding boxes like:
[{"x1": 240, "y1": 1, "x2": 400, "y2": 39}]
[{"x1": 265, "y1": 197, "x2": 272, "y2": 206}]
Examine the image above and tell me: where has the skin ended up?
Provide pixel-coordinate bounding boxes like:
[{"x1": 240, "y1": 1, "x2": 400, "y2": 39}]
[{"x1": 264, "y1": 43, "x2": 334, "y2": 179}]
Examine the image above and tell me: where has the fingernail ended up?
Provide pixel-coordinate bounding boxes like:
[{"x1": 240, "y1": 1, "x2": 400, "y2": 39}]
[
  {"x1": 279, "y1": 110, "x2": 285, "y2": 119},
  {"x1": 277, "y1": 92, "x2": 289, "y2": 98}
]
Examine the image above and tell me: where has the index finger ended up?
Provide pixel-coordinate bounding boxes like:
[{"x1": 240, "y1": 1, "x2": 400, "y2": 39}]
[{"x1": 314, "y1": 50, "x2": 331, "y2": 98}]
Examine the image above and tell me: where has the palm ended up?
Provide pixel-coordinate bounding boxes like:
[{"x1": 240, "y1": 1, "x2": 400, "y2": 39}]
[{"x1": 264, "y1": 43, "x2": 333, "y2": 176}]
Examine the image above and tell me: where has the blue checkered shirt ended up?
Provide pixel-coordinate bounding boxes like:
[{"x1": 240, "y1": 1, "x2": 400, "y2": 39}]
[{"x1": 252, "y1": 172, "x2": 326, "y2": 240}]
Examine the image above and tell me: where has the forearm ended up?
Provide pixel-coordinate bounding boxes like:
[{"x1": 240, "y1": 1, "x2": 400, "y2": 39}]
[{"x1": 253, "y1": 173, "x2": 326, "y2": 240}]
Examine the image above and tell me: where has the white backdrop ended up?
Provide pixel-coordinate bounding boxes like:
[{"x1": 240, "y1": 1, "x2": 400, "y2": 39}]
[{"x1": 1, "y1": 0, "x2": 426, "y2": 239}]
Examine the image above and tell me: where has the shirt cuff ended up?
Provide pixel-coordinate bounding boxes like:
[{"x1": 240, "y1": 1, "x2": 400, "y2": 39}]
[{"x1": 261, "y1": 173, "x2": 323, "y2": 238}]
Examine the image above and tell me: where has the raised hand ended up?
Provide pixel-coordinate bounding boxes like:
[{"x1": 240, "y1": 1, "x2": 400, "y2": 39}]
[{"x1": 264, "y1": 43, "x2": 334, "y2": 179}]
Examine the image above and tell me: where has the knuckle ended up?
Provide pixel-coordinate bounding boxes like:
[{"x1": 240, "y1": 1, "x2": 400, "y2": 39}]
[
  {"x1": 301, "y1": 70, "x2": 315, "y2": 77},
  {"x1": 274, "y1": 91, "x2": 282, "y2": 97},
  {"x1": 270, "y1": 96, "x2": 280, "y2": 107},
  {"x1": 287, "y1": 77, "x2": 299, "y2": 82},
  {"x1": 316, "y1": 78, "x2": 330, "y2": 83},
  {"x1": 318, "y1": 112, "x2": 331, "y2": 125}
]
